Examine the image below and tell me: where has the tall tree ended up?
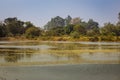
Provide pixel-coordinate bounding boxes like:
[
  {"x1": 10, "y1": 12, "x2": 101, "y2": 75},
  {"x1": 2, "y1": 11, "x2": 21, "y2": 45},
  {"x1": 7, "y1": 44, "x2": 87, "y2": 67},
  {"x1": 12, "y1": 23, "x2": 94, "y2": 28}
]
[
  {"x1": 0, "y1": 22, "x2": 8, "y2": 37},
  {"x1": 85, "y1": 19, "x2": 100, "y2": 36},
  {"x1": 65, "y1": 15, "x2": 72, "y2": 26},
  {"x1": 4, "y1": 17, "x2": 25, "y2": 36},
  {"x1": 44, "y1": 16, "x2": 65, "y2": 30},
  {"x1": 116, "y1": 12, "x2": 120, "y2": 37},
  {"x1": 101, "y1": 23, "x2": 116, "y2": 36},
  {"x1": 73, "y1": 24, "x2": 86, "y2": 35},
  {"x1": 24, "y1": 21, "x2": 35, "y2": 32},
  {"x1": 86, "y1": 19, "x2": 99, "y2": 30},
  {"x1": 117, "y1": 12, "x2": 120, "y2": 26},
  {"x1": 64, "y1": 24, "x2": 74, "y2": 35},
  {"x1": 118, "y1": 12, "x2": 120, "y2": 21}
]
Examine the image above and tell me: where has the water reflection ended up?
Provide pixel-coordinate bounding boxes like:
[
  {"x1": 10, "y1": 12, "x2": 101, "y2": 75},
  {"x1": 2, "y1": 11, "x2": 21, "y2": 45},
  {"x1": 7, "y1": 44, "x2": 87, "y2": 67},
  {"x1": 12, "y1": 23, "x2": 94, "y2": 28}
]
[
  {"x1": 81, "y1": 52, "x2": 120, "y2": 61},
  {"x1": 0, "y1": 41, "x2": 120, "y2": 65},
  {"x1": 4, "y1": 53, "x2": 24, "y2": 62},
  {"x1": 0, "y1": 52, "x2": 33, "y2": 63}
]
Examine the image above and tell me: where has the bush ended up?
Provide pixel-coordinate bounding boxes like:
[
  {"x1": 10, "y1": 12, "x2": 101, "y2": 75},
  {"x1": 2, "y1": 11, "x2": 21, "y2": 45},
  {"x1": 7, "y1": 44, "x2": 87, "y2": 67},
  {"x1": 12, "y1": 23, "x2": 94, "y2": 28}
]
[
  {"x1": 89, "y1": 36, "x2": 99, "y2": 42},
  {"x1": 25, "y1": 27, "x2": 41, "y2": 39},
  {"x1": 70, "y1": 31, "x2": 80, "y2": 39}
]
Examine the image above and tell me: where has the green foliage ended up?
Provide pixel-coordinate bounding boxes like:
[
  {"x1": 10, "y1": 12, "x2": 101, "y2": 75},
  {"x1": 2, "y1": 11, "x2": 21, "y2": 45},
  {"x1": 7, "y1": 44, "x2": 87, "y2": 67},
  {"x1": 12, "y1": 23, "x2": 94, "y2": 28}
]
[
  {"x1": 43, "y1": 14, "x2": 120, "y2": 41},
  {"x1": 25, "y1": 27, "x2": 41, "y2": 38},
  {"x1": 0, "y1": 13, "x2": 120, "y2": 41},
  {"x1": 118, "y1": 12, "x2": 120, "y2": 21},
  {"x1": 101, "y1": 23, "x2": 116, "y2": 36},
  {"x1": 65, "y1": 15, "x2": 72, "y2": 26},
  {"x1": 64, "y1": 24, "x2": 74, "y2": 35},
  {"x1": 24, "y1": 21, "x2": 35, "y2": 30},
  {"x1": 0, "y1": 23, "x2": 8, "y2": 37},
  {"x1": 100, "y1": 22, "x2": 120, "y2": 41},
  {"x1": 100, "y1": 35, "x2": 117, "y2": 41},
  {"x1": 87, "y1": 28, "x2": 100, "y2": 36},
  {"x1": 0, "y1": 17, "x2": 41, "y2": 38},
  {"x1": 115, "y1": 25, "x2": 120, "y2": 36},
  {"x1": 4, "y1": 17, "x2": 25, "y2": 36},
  {"x1": 46, "y1": 27, "x2": 65, "y2": 36},
  {"x1": 44, "y1": 16, "x2": 65, "y2": 30},
  {"x1": 86, "y1": 19, "x2": 99, "y2": 30},
  {"x1": 70, "y1": 31, "x2": 80, "y2": 39},
  {"x1": 73, "y1": 24, "x2": 86, "y2": 35},
  {"x1": 89, "y1": 36, "x2": 99, "y2": 42}
]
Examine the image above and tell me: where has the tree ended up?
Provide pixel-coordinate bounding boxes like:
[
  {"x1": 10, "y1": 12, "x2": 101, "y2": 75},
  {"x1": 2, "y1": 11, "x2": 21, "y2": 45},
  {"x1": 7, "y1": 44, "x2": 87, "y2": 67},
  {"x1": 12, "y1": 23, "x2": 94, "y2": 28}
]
[
  {"x1": 86, "y1": 19, "x2": 99, "y2": 30},
  {"x1": 44, "y1": 21, "x2": 51, "y2": 30},
  {"x1": 117, "y1": 12, "x2": 120, "y2": 26},
  {"x1": 101, "y1": 23, "x2": 116, "y2": 36},
  {"x1": 64, "y1": 24, "x2": 74, "y2": 35},
  {"x1": 47, "y1": 27, "x2": 65, "y2": 36},
  {"x1": 115, "y1": 25, "x2": 120, "y2": 37},
  {"x1": 0, "y1": 22, "x2": 8, "y2": 37},
  {"x1": 4, "y1": 17, "x2": 17, "y2": 24},
  {"x1": 85, "y1": 19, "x2": 100, "y2": 36},
  {"x1": 86, "y1": 28, "x2": 100, "y2": 36},
  {"x1": 24, "y1": 21, "x2": 35, "y2": 30},
  {"x1": 118, "y1": 12, "x2": 120, "y2": 21},
  {"x1": 115, "y1": 12, "x2": 120, "y2": 37},
  {"x1": 80, "y1": 21, "x2": 88, "y2": 28},
  {"x1": 25, "y1": 27, "x2": 41, "y2": 38},
  {"x1": 65, "y1": 15, "x2": 72, "y2": 26},
  {"x1": 73, "y1": 24, "x2": 86, "y2": 35},
  {"x1": 100, "y1": 22, "x2": 120, "y2": 41},
  {"x1": 70, "y1": 31, "x2": 79, "y2": 39},
  {"x1": 44, "y1": 16, "x2": 65, "y2": 30},
  {"x1": 4, "y1": 17, "x2": 25, "y2": 36}
]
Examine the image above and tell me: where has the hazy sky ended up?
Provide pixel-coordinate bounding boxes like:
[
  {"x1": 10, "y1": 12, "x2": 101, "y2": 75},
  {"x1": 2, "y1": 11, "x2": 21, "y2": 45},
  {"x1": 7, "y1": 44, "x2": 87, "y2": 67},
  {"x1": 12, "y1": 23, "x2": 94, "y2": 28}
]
[{"x1": 0, "y1": 0, "x2": 120, "y2": 27}]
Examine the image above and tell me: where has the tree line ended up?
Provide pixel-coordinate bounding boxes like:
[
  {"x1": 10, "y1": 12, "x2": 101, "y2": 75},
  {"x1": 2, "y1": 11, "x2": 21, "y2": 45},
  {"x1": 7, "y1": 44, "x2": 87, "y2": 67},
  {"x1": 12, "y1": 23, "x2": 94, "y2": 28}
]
[
  {"x1": 0, "y1": 13, "x2": 120, "y2": 41},
  {"x1": 0, "y1": 17, "x2": 41, "y2": 38},
  {"x1": 44, "y1": 13, "x2": 120, "y2": 41}
]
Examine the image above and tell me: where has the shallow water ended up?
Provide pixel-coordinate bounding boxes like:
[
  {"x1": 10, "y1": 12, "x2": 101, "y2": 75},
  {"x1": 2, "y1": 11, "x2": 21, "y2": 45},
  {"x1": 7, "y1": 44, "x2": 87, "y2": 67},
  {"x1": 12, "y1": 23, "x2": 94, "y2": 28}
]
[
  {"x1": 0, "y1": 64, "x2": 120, "y2": 80},
  {"x1": 0, "y1": 41, "x2": 120, "y2": 65}
]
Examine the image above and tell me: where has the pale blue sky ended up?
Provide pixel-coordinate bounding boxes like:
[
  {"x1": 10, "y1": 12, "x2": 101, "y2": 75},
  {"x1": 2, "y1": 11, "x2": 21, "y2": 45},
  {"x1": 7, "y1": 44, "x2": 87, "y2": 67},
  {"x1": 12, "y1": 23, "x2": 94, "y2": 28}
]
[{"x1": 0, "y1": 0, "x2": 120, "y2": 27}]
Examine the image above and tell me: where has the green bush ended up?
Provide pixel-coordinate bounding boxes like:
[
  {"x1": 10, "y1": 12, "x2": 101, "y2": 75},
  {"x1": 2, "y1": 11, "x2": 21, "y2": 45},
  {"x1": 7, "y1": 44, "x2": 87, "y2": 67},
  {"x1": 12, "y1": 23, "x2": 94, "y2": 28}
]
[
  {"x1": 25, "y1": 27, "x2": 41, "y2": 39},
  {"x1": 70, "y1": 31, "x2": 80, "y2": 39},
  {"x1": 89, "y1": 36, "x2": 99, "y2": 42}
]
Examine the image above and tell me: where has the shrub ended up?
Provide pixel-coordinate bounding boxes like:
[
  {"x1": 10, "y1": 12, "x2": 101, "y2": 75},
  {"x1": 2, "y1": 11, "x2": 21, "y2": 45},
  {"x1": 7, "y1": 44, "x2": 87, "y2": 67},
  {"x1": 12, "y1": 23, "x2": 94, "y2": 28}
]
[
  {"x1": 25, "y1": 27, "x2": 41, "y2": 39},
  {"x1": 70, "y1": 31, "x2": 80, "y2": 39}
]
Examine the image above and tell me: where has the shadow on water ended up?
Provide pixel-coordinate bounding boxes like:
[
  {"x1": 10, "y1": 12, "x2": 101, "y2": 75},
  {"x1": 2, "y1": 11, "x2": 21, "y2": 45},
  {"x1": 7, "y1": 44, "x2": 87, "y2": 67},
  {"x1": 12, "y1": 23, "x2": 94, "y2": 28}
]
[
  {"x1": 0, "y1": 51, "x2": 33, "y2": 63},
  {"x1": 0, "y1": 47, "x2": 34, "y2": 63},
  {"x1": 4, "y1": 53, "x2": 23, "y2": 62}
]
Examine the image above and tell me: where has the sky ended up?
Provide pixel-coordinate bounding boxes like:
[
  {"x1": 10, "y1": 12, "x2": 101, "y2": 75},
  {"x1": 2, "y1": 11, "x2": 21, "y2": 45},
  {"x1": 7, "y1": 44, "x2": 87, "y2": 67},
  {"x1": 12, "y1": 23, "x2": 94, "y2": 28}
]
[{"x1": 0, "y1": 0, "x2": 120, "y2": 27}]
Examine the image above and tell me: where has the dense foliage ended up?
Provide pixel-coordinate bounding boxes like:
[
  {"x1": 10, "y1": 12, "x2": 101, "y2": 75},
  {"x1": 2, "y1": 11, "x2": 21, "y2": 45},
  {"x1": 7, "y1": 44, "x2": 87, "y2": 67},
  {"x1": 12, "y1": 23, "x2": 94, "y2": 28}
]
[
  {"x1": 25, "y1": 27, "x2": 41, "y2": 38},
  {"x1": 0, "y1": 17, "x2": 42, "y2": 38},
  {"x1": 0, "y1": 13, "x2": 120, "y2": 41}
]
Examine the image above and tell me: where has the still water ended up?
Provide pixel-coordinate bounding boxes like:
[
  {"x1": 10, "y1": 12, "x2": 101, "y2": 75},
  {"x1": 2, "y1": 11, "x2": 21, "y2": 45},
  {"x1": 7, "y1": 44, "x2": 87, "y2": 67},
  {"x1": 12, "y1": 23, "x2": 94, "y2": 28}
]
[{"x1": 0, "y1": 41, "x2": 120, "y2": 65}]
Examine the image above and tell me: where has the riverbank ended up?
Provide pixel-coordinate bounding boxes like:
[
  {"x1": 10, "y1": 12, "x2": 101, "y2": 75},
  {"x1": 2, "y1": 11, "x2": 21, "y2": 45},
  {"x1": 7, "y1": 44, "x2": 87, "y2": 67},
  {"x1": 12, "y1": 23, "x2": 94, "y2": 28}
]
[{"x1": 0, "y1": 36, "x2": 120, "y2": 42}]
